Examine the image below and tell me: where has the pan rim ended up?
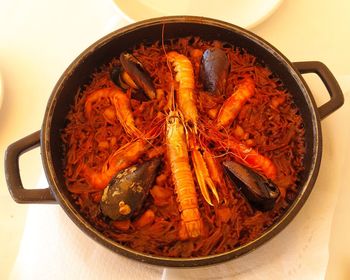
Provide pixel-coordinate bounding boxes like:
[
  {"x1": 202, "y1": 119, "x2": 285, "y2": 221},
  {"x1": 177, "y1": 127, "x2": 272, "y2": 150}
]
[{"x1": 41, "y1": 15, "x2": 322, "y2": 267}]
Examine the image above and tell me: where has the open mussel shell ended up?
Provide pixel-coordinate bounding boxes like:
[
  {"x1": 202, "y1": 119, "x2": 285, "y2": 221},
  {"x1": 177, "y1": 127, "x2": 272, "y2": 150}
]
[
  {"x1": 200, "y1": 48, "x2": 229, "y2": 95},
  {"x1": 223, "y1": 160, "x2": 280, "y2": 211},
  {"x1": 100, "y1": 158, "x2": 161, "y2": 220},
  {"x1": 120, "y1": 52, "x2": 156, "y2": 100},
  {"x1": 110, "y1": 66, "x2": 149, "y2": 102},
  {"x1": 110, "y1": 66, "x2": 129, "y2": 90}
]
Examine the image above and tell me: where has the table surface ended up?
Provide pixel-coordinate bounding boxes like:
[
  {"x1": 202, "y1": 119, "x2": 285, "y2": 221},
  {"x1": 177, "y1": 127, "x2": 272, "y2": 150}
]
[{"x1": 1, "y1": 0, "x2": 349, "y2": 279}]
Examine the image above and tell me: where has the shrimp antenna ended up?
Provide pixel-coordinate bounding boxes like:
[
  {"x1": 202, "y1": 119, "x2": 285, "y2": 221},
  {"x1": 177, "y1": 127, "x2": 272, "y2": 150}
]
[{"x1": 161, "y1": 24, "x2": 175, "y2": 111}]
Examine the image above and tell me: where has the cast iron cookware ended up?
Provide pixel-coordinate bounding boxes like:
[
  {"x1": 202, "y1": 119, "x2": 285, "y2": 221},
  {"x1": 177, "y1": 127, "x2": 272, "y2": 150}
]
[{"x1": 5, "y1": 16, "x2": 344, "y2": 267}]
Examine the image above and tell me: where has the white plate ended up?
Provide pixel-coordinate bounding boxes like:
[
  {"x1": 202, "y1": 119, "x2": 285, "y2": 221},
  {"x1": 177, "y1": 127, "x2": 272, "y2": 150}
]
[{"x1": 112, "y1": 0, "x2": 283, "y2": 28}]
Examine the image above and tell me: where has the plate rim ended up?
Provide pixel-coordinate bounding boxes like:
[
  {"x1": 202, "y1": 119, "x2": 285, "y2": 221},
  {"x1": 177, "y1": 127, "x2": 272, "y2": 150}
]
[{"x1": 112, "y1": 0, "x2": 283, "y2": 29}]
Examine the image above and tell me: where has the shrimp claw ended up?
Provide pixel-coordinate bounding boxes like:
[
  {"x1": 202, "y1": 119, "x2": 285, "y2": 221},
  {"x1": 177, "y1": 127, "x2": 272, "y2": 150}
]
[{"x1": 190, "y1": 137, "x2": 219, "y2": 206}]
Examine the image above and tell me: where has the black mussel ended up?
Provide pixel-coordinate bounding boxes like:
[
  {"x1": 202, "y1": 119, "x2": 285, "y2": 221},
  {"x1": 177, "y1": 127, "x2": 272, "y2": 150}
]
[
  {"x1": 110, "y1": 66, "x2": 150, "y2": 102},
  {"x1": 100, "y1": 158, "x2": 161, "y2": 220},
  {"x1": 223, "y1": 160, "x2": 280, "y2": 211},
  {"x1": 200, "y1": 48, "x2": 229, "y2": 95},
  {"x1": 110, "y1": 65, "x2": 129, "y2": 90},
  {"x1": 120, "y1": 52, "x2": 156, "y2": 100}
]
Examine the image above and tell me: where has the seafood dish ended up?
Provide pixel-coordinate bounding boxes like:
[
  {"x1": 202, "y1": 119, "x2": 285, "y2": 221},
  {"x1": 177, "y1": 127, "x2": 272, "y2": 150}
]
[{"x1": 62, "y1": 36, "x2": 305, "y2": 258}]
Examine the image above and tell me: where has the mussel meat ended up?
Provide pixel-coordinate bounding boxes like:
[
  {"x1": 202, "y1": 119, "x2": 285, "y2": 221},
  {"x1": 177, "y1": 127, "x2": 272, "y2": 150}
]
[
  {"x1": 100, "y1": 158, "x2": 161, "y2": 220},
  {"x1": 223, "y1": 160, "x2": 280, "y2": 211},
  {"x1": 119, "y1": 52, "x2": 156, "y2": 100},
  {"x1": 110, "y1": 65, "x2": 149, "y2": 102},
  {"x1": 200, "y1": 48, "x2": 229, "y2": 95},
  {"x1": 110, "y1": 66, "x2": 131, "y2": 90}
]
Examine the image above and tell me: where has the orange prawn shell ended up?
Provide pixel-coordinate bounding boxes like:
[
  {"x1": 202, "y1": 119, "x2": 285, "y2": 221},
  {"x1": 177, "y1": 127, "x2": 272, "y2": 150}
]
[
  {"x1": 166, "y1": 112, "x2": 203, "y2": 238},
  {"x1": 216, "y1": 77, "x2": 255, "y2": 128},
  {"x1": 167, "y1": 51, "x2": 198, "y2": 128}
]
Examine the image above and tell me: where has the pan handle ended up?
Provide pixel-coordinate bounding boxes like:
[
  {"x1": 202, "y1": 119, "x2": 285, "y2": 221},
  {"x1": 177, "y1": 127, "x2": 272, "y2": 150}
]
[
  {"x1": 294, "y1": 61, "x2": 344, "y2": 120},
  {"x1": 5, "y1": 130, "x2": 57, "y2": 204}
]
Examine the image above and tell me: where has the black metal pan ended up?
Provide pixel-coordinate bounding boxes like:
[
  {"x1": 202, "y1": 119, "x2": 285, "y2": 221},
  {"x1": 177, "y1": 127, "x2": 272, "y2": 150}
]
[{"x1": 5, "y1": 16, "x2": 344, "y2": 267}]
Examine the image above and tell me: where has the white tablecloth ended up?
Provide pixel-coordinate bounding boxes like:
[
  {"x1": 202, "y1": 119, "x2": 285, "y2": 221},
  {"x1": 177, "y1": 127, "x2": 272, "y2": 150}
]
[{"x1": 10, "y1": 77, "x2": 350, "y2": 279}]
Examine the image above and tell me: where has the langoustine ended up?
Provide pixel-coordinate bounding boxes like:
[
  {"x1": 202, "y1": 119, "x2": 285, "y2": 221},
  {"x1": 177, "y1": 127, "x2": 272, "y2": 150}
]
[
  {"x1": 166, "y1": 111, "x2": 204, "y2": 239},
  {"x1": 167, "y1": 51, "x2": 199, "y2": 131}
]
